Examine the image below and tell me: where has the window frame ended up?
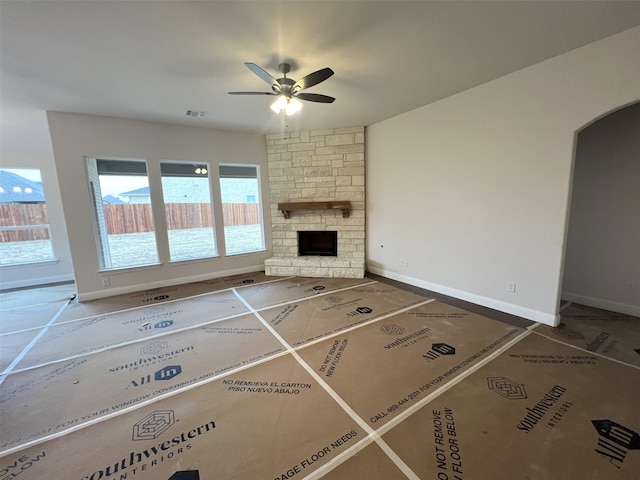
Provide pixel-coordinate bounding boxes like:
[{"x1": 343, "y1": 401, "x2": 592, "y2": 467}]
[
  {"x1": 0, "y1": 168, "x2": 57, "y2": 267},
  {"x1": 159, "y1": 160, "x2": 219, "y2": 263}
]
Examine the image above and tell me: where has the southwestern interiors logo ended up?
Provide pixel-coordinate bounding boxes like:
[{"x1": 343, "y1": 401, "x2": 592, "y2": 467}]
[
  {"x1": 551, "y1": 325, "x2": 585, "y2": 339},
  {"x1": 140, "y1": 341, "x2": 169, "y2": 356},
  {"x1": 592, "y1": 419, "x2": 640, "y2": 469},
  {"x1": 487, "y1": 376, "x2": 528, "y2": 400},
  {"x1": 133, "y1": 410, "x2": 175, "y2": 440},
  {"x1": 380, "y1": 324, "x2": 405, "y2": 336},
  {"x1": 83, "y1": 417, "x2": 215, "y2": 480}
]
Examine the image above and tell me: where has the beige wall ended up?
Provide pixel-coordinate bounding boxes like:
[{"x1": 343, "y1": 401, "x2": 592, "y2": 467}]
[
  {"x1": 47, "y1": 113, "x2": 270, "y2": 300},
  {"x1": 366, "y1": 26, "x2": 640, "y2": 325}
]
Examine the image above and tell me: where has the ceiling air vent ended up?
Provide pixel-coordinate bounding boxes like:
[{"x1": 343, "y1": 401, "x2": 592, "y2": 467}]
[{"x1": 186, "y1": 110, "x2": 207, "y2": 118}]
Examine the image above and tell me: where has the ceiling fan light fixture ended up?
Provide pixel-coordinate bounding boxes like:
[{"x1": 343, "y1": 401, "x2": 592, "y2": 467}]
[
  {"x1": 270, "y1": 96, "x2": 302, "y2": 116},
  {"x1": 285, "y1": 97, "x2": 302, "y2": 115}
]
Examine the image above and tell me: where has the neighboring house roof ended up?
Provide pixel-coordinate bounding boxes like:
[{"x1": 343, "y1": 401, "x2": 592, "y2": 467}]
[
  {"x1": 0, "y1": 170, "x2": 45, "y2": 203},
  {"x1": 102, "y1": 195, "x2": 125, "y2": 204},
  {"x1": 120, "y1": 186, "x2": 149, "y2": 196}
]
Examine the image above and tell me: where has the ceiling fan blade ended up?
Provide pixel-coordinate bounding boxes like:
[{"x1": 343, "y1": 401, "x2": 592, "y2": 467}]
[
  {"x1": 228, "y1": 91, "x2": 277, "y2": 95},
  {"x1": 244, "y1": 62, "x2": 279, "y2": 89},
  {"x1": 292, "y1": 68, "x2": 334, "y2": 92},
  {"x1": 295, "y1": 92, "x2": 335, "y2": 103}
]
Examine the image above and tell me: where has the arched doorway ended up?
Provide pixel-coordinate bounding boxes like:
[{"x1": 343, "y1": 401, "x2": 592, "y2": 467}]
[{"x1": 560, "y1": 102, "x2": 640, "y2": 318}]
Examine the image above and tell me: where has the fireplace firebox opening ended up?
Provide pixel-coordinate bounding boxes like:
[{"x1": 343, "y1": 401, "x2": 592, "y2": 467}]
[{"x1": 298, "y1": 231, "x2": 338, "y2": 257}]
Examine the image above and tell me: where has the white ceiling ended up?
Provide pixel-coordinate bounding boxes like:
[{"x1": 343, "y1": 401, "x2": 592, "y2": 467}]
[{"x1": 2, "y1": 1, "x2": 640, "y2": 151}]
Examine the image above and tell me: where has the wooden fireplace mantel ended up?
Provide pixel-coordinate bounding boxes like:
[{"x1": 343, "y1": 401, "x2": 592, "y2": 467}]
[{"x1": 277, "y1": 201, "x2": 352, "y2": 219}]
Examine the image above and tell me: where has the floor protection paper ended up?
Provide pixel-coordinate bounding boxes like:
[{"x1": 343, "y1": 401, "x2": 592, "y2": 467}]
[
  {"x1": 319, "y1": 443, "x2": 408, "y2": 480},
  {"x1": 0, "y1": 284, "x2": 75, "y2": 311},
  {"x1": 0, "y1": 313, "x2": 285, "y2": 452},
  {"x1": 383, "y1": 332, "x2": 640, "y2": 479},
  {"x1": 57, "y1": 271, "x2": 278, "y2": 322},
  {"x1": 260, "y1": 282, "x2": 429, "y2": 347},
  {"x1": 235, "y1": 276, "x2": 371, "y2": 311},
  {"x1": 535, "y1": 303, "x2": 640, "y2": 366},
  {"x1": 0, "y1": 354, "x2": 367, "y2": 480},
  {"x1": 0, "y1": 301, "x2": 68, "y2": 335},
  {"x1": 2, "y1": 289, "x2": 250, "y2": 371},
  {"x1": 298, "y1": 301, "x2": 525, "y2": 429}
]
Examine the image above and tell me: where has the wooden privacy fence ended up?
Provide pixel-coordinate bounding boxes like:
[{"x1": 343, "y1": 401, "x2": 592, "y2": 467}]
[
  {"x1": 0, "y1": 204, "x2": 50, "y2": 241},
  {"x1": 103, "y1": 203, "x2": 260, "y2": 234},
  {"x1": 0, "y1": 203, "x2": 261, "y2": 240}
]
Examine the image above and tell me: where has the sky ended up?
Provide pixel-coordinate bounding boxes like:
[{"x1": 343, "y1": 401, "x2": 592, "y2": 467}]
[{"x1": 99, "y1": 176, "x2": 149, "y2": 197}]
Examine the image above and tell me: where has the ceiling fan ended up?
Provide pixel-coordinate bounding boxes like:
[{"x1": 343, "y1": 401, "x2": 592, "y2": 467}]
[{"x1": 229, "y1": 62, "x2": 335, "y2": 115}]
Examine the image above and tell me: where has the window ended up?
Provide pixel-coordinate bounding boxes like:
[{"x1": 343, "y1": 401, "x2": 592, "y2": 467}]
[
  {"x1": 219, "y1": 165, "x2": 265, "y2": 255},
  {"x1": 160, "y1": 162, "x2": 217, "y2": 262},
  {"x1": 0, "y1": 168, "x2": 55, "y2": 266},
  {"x1": 86, "y1": 158, "x2": 159, "y2": 270}
]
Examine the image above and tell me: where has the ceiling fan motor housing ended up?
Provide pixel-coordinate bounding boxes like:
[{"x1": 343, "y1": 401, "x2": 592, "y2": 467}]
[{"x1": 273, "y1": 77, "x2": 295, "y2": 96}]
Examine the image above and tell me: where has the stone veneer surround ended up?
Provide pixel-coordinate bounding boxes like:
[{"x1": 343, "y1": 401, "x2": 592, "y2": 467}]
[{"x1": 265, "y1": 126, "x2": 365, "y2": 278}]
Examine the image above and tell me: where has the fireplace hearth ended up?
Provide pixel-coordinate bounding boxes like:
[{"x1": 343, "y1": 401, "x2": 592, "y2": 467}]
[{"x1": 298, "y1": 231, "x2": 337, "y2": 256}]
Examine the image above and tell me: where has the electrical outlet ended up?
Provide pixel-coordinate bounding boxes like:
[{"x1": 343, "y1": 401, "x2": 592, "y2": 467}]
[
  {"x1": 507, "y1": 281, "x2": 516, "y2": 292},
  {"x1": 400, "y1": 259, "x2": 408, "y2": 268},
  {"x1": 102, "y1": 278, "x2": 110, "y2": 287},
  {"x1": 625, "y1": 283, "x2": 636, "y2": 292}
]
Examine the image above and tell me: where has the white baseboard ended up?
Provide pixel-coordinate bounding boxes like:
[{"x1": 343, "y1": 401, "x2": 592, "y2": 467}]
[
  {"x1": 561, "y1": 292, "x2": 640, "y2": 317},
  {"x1": 367, "y1": 266, "x2": 559, "y2": 326},
  {"x1": 0, "y1": 274, "x2": 75, "y2": 291},
  {"x1": 78, "y1": 265, "x2": 265, "y2": 302}
]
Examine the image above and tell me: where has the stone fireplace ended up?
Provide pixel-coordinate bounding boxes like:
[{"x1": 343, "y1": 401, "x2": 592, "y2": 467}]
[{"x1": 264, "y1": 126, "x2": 365, "y2": 278}]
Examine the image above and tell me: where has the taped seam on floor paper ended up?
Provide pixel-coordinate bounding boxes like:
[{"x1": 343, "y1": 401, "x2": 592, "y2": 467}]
[
  {"x1": 0, "y1": 299, "x2": 67, "y2": 312},
  {"x1": 300, "y1": 436, "x2": 375, "y2": 480},
  {"x1": 0, "y1": 346, "x2": 293, "y2": 458},
  {"x1": 53, "y1": 274, "x2": 294, "y2": 326},
  {"x1": 0, "y1": 300, "x2": 70, "y2": 386},
  {"x1": 297, "y1": 298, "x2": 436, "y2": 351},
  {"x1": 531, "y1": 330, "x2": 640, "y2": 370},
  {"x1": 251, "y1": 279, "x2": 380, "y2": 313},
  {"x1": 2, "y1": 309, "x2": 256, "y2": 376},
  {"x1": 373, "y1": 329, "x2": 534, "y2": 439},
  {"x1": 232, "y1": 288, "x2": 422, "y2": 480}
]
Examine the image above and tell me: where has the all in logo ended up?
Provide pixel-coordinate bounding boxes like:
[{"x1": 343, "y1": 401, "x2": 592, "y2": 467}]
[
  {"x1": 551, "y1": 324, "x2": 585, "y2": 339},
  {"x1": 169, "y1": 472, "x2": 200, "y2": 480},
  {"x1": 487, "y1": 376, "x2": 527, "y2": 399},
  {"x1": 141, "y1": 294, "x2": 171, "y2": 303},
  {"x1": 380, "y1": 324, "x2": 405, "y2": 336},
  {"x1": 128, "y1": 365, "x2": 182, "y2": 388},
  {"x1": 592, "y1": 419, "x2": 640, "y2": 469},
  {"x1": 422, "y1": 343, "x2": 456, "y2": 362},
  {"x1": 140, "y1": 341, "x2": 169, "y2": 355},
  {"x1": 139, "y1": 320, "x2": 174, "y2": 332},
  {"x1": 132, "y1": 410, "x2": 175, "y2": 440},
  {"x1": 305, "y1": 285, "x2": 326, "y2": 293},
  {"x1": 347, "y1": 306, "x2": 373, "y2": 317}
]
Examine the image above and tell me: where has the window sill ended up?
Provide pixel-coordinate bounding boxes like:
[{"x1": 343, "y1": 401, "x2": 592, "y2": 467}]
[
  {"x1": 99, "y1": 262, "x2": 163, "y2": 274},
  {"x1": 169, "y1": 255, "x2": 220, "y2": 265},
  {"x1": 1, "y1": 258, "x2": 60, "y2": 269}
]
